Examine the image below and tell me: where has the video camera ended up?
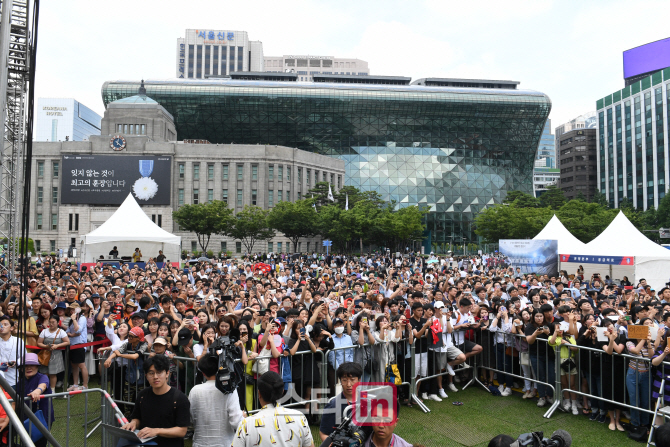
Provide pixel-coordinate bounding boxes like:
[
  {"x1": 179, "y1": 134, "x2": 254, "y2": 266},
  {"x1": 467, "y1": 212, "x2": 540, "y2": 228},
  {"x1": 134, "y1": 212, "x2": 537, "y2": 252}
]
[
  {"x1": 511, "y1": 430, "x2": 572, "y2": 447},
  {"x1": 208, "y1": 335, "x2": 244, "y2": 395},
  {"x1": 319, "y1": 406, "x2": 371, "y2": 447}
]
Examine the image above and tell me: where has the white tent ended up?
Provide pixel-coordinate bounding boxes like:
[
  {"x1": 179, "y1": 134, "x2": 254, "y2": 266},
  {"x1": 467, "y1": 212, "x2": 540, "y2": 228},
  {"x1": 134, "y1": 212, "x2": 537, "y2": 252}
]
[
  {"x1": 564, "y1": 211, "x2": 670, "y2": 289},
  {"x1": 533, "y1": 215, "x2": 587, "y2": 254},
  {"x1": 80, "y1": 194, "x2": 181, "y2": 263}
]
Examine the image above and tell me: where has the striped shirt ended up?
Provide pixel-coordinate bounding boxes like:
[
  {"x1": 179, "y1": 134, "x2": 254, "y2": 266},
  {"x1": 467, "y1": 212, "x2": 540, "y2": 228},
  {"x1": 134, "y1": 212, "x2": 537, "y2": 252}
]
[{"x1": 626, "y1": 341, "x2": 650, "y2": 372}]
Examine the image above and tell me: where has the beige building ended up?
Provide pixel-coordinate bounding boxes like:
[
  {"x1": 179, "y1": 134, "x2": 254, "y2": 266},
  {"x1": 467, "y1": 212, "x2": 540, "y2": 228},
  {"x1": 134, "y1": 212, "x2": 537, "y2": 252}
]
[{"x1": 263, "y1": 55, "x2": 369, "y2": 82}]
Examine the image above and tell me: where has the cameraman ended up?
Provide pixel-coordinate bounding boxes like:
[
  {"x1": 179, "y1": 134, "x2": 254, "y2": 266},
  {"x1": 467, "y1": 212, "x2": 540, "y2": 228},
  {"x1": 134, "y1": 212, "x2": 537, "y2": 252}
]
[
  {"x1": 319, "y1": 362, "x2": 363, "y2": 442},
  {"x1": 232, "y1": 371, "x2": 314, "y2": 447},
  {"x1": 189, "y1": 354, "x2": 244, "y2": 447}
]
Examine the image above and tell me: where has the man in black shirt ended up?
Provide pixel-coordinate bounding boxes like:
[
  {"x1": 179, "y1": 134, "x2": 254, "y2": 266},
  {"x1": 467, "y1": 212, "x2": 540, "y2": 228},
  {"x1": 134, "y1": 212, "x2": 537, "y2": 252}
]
[
  {"x1": 319, "y1": 362, "x2": 366, "y2": 442},
  {"x1": 409, "y1": 302, "x2": 432, "y2": 402},
  {"x1": 122, "y1": 355, "x2": 190, "y2": 447}
]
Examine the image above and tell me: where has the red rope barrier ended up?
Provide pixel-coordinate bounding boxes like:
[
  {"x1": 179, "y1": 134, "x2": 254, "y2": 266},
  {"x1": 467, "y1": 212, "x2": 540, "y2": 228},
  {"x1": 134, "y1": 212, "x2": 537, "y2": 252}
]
[{"x1": 25, "y1": 339, "x2": 108, "y2": 351}]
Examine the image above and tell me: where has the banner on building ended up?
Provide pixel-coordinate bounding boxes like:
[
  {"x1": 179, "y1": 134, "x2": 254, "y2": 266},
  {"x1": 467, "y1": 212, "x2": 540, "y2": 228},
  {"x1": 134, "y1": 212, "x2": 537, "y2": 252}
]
[
  {"x1": 499, "y1": 239, "x2": 559, "y2": 275},
  {"x1": 61, "y1": 155, "x2": 172, "y2": 205}
]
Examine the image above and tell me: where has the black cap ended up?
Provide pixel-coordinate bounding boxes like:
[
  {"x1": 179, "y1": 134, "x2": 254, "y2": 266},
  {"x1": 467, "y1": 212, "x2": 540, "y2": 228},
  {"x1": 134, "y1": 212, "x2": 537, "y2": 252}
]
[{"x1": 177, "y1": 328, "x2": 193, "y2": 346}]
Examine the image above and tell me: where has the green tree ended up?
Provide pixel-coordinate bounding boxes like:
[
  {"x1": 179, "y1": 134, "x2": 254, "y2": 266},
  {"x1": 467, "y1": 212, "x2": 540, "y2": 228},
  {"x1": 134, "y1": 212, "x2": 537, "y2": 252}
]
[
  {"x1": 317, "y1": 205, "x2": 358, "y2": 252},
  {"x1": 267, "y1": 199, "x2": 318, "y2": 252},
  {"x1": 172, "y1": 201, "x2": 232, "y2": 252},
  {"x1": 390, "y1": 205, "x2": 427, "y2": 250},
  {"x1": 618, "y1": 197, "x2": 635, "y2": 211},
  {"x1": 538, "y1": 185, "x2": 566, "y2": 209},
  {"x1": 555, "y1": 200, "x2": 617, "y2": 243},
  {"x1": 307, "y1": 183, "x2": 388, "y2": 210},
  {"x1": 474, "y1": 204, "x2": 553, "y2": 243},
  {"x1": 227, "y1": 206, "x2": 275, "y2": 254},
  {"x1": 503, "y1": 190, "x2": 539, "y2": 208},
  {"x1": 655, "y1": 193, "x2": 670, "y2": 229},
  {"x1": 592, "y1": 191, "x2": 609, "y2": 207}
]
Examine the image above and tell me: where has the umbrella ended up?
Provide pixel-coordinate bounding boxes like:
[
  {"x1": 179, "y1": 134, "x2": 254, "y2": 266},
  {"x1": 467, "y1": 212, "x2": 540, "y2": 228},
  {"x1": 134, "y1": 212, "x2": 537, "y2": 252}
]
[
  {"x1": 197, "y1": 256, "x2": 211, "y2": 262},
  {"x1": 426, "y1": 259, "x2": 438, "y2": 264},
  {"x1": 254, "y1": 263, "x2": 272, "y2": 274}
]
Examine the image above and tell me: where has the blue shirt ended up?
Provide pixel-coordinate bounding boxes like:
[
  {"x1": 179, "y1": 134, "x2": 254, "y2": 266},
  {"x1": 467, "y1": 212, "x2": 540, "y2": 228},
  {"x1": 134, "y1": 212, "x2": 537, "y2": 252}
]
[
  {"x1": 328, "y1": 334, "x2": 354, "y2": 369},
  {"x1": 67, "y1": 315, "x2": 88, "y2": 347}
]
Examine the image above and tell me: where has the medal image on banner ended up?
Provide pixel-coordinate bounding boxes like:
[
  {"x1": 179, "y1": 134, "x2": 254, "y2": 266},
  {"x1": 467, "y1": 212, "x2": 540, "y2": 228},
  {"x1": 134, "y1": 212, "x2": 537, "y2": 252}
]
[{"x1": 133, "y1": 160, "x2": 158, "y2": 201}]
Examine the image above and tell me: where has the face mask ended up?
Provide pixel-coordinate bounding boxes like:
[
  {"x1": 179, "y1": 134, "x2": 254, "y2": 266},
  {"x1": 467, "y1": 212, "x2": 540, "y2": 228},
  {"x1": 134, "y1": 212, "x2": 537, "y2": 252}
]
[{"x1": 334, "y1": 327, "x2": 344, "y2": 335}]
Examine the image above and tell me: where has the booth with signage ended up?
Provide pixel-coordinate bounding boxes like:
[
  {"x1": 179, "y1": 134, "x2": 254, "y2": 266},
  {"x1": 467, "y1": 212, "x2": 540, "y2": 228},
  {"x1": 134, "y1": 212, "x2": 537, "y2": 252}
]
[
  {"x1": 558, "y1": 212, "x2": 670, "y2": 289},
  {"x1": 80, "y1": 194, "x2": 181, "y2": 264}
]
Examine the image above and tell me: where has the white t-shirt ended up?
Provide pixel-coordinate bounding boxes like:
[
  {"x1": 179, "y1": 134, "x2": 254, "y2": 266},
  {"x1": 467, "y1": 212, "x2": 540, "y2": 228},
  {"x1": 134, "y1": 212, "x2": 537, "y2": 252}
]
[
  {"x1": 439, "y1": 315, "x2": 453, "y2": 351},
  {"x1": 193, "y1": 343, "x2": 205, "y2": 359},
  {"x1": 451, "y1": 311, "x2": 472, "y2": 346},
  {"x1": 39, "y1": 327, "x2": 64, "y2": 340},
  {"x1": 0, "y1": 336, "x2": 25, "y2": 386}
]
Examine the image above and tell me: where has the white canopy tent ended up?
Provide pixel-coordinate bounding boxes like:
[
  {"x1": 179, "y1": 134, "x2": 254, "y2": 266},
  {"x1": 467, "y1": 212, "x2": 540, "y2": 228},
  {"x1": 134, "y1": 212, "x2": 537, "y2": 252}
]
[
  {"x1": 563, "y1": 212, "x2": 670, "y2": 289},
  {"x1": 80, "y1": 194, "x2": 181, "y2": 263},
  {"x1": 533, "y1": 215, "x2": 587, "y2": 254}
]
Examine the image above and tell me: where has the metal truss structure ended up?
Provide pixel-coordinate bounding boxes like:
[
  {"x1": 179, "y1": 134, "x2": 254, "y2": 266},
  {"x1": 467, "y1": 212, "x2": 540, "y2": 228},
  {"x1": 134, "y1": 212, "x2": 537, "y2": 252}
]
[{"x1": 0, "y1": 0, "x2": 31, "y2": 279}]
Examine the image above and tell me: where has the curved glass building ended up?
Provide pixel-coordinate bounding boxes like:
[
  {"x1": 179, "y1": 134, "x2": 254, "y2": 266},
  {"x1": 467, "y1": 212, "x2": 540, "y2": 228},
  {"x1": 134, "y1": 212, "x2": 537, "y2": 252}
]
[{"x1": 102, "y1": 78, "x2": 551, "y2": 248}]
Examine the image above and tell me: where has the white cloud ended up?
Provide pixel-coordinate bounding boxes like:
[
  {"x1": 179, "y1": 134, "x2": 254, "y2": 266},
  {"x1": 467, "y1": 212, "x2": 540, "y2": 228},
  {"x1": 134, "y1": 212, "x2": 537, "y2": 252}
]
[{"x1": 32, "y1": 0, "x2": 670, "y2": 131}]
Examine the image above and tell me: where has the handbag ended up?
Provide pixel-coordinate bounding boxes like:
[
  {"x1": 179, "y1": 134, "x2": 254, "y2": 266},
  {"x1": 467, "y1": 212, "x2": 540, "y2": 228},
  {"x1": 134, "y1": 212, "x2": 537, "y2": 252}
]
[
  {"x1": 385, "y1": 363, "x2": 402, "y2": 386},
  {"x1": 519, "y1": 352, "x2": 531, "y2": 367},
  {"x1": 560, "y1": 357, "x2": 576, "y2": 372},
  {"x1": 252, "y1": 346, "x2": 271, "y2": 375},
  {"x1": 38, "y1": 330, "x2": 60, "y2": 366},
  {"x1": 244, "y1": 373, "x2": 256, "y2": 385},
  {"x1": 37, "y1": 349, "x2": 51, "y2": 366},
  {"x1": 23, "y1": 409, "x2": 47, "y2": 442}
]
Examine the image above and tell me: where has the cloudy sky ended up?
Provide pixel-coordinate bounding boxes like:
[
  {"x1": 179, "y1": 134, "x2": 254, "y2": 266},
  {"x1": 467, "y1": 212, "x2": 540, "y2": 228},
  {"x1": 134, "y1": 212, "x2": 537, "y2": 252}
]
[{"x1": 36, "y1": 0, "x2": 668, "y2": 131}]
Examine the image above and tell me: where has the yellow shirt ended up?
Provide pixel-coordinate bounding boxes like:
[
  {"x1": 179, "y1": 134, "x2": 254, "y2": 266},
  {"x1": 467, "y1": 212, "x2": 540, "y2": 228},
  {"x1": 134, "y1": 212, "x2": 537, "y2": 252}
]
[{"x1": 132, "y1": 251, "x2": 142, "y2": 262}]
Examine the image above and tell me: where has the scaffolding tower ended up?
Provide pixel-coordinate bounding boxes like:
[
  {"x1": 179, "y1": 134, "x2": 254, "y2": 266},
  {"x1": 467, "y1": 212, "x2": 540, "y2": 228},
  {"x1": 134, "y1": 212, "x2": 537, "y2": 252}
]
[{"x1": 0, "y1": 0, "x2": 30, "y2": 279}]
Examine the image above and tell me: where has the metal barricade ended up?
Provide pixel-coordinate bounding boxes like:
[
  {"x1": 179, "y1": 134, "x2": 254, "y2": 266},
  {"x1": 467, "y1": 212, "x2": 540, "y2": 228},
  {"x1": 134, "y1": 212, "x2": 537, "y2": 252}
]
[
  {"x1": 5, "y1": 387, "x2": 126, "y2": 447},
  {"x1": 562, "y1": 339, "x2": 658, "y2": 425},
  {"x1": 99, "y1": 350, "x2": 200, "y2": 415}
]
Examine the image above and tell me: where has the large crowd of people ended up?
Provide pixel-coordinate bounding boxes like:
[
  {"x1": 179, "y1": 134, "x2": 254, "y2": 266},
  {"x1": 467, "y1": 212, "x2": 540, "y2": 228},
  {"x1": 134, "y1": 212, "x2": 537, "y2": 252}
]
[{"x1": 1, "y1": 251, "x2": 670, "y2": 446}]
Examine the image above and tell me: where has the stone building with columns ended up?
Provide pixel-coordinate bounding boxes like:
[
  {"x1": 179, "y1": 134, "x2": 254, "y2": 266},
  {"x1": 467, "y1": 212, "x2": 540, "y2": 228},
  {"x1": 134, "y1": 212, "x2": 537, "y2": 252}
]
[{"x1": 28, "y1": 86, "x2": 344, "y2": 257}]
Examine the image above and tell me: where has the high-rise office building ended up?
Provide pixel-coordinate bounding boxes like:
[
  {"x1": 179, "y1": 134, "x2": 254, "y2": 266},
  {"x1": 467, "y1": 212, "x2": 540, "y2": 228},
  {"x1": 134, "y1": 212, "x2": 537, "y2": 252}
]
[
  {"x1": 596, "y1": 67, "x2": 670, "y2": 210},
  {"x1": 535, "y1": 119, "x2": 555, "y2": 168},
  {"x1": 34, "y1": 98, "x2": 101, "y2": 142},
  {"x1": 176, "y1": 29, "x2": 264, "y2": 79},
  {"x1": 263, "y1": 55, "x2": 369, "y2": 82},
  {"x1": 533, "y1": 167, "x2": 560, "y2": 197},
  {"x1": 533, "y1": 120, "x2": 556, "y2": 196},
  {"x1": 102, "y1": 76, "x2": 550, "y2": 248},
  {"x1": 554, "y1": 112, "x2": 597, "y2": 169},
  {"x1": 558, "y1": 128, "x2": 598, "y2": 201}
]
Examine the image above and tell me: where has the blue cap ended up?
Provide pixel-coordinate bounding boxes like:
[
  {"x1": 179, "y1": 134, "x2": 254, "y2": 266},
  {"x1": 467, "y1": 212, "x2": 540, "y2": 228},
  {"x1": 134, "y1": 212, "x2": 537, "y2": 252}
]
[{"x1": 55, "y1": 302, "x2": 68, "y2": 310}]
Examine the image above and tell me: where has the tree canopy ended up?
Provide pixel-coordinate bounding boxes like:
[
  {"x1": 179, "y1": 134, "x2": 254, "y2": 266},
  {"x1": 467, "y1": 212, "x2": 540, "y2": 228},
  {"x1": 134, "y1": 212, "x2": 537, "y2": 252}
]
[
  {"x1": 172, "y1": 201, "x2": 233, "y2": 251},
  {"x1": 227, "y1": 205, "x2": 275, "y2": 254},
  {"x1": 474, "y1": 189, "x2": 664, "y2": 245},
  {"x1": 266, "y1": 199, "x2": 319, "y2": 251}
]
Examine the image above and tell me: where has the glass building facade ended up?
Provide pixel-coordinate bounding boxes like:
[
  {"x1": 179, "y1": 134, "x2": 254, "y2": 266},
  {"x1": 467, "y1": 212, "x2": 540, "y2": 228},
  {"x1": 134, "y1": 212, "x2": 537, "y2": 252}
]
[
  {"x1": 102, "y1": 79, "x2": 551, "y2": 245},
  {"x1": 34, "y1": 98, "x2": 101, "y2": 142},
  {"x1": 596, "y1": 67, "x2": 670, "y2": 209},
  {"x1": 536, "y1": 119, "x2": 556, "y2": 168}
]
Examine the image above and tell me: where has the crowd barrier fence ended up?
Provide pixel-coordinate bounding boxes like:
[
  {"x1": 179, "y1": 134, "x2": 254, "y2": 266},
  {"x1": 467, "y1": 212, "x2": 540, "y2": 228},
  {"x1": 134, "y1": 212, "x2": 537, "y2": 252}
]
[{"x1": 89, "y1": 325, "x2": 670, "y2": 437}]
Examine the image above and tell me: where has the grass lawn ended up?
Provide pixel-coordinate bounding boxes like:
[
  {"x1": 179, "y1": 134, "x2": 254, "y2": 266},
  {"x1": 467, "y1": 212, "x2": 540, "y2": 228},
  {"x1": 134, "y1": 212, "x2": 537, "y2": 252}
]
[
  {"x1": 43, "y1": 376, "x2": 646, "y2": 447},
  {"x1": 391, "y1": 385, "x2": 645, "y2": 447}
]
